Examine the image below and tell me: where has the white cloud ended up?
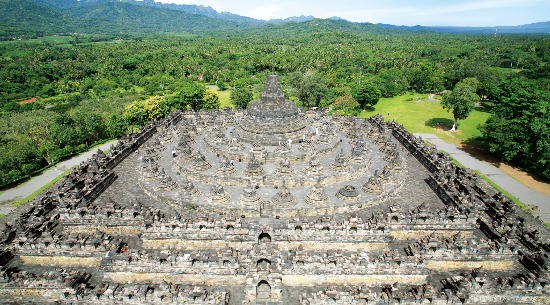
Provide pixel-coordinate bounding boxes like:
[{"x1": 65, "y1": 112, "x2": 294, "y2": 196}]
[{"x1": 245, "y1": 4, "x2": 284, "y2": 20}]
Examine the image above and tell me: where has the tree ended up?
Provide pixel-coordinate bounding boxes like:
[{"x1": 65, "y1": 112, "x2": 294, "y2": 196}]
[
  {"x1": 408, "y1": 65, "x2": 444, "y2": 93},
  {"x1": 202, "y1": 91, "x2": 220, "y2": 110},
  {"x1": 479, "y1": 77, "x2": 550, "y2": 179},
  {"x1": 377, "y1": 69, "x2": 409, "y2": 97},
  {"x1": 441, "y1": 78, "x2": 480, "y2": 131},
  {"x1": 332, "y1": 95, "x2": 361, "y2": 116},
  {"x1": 3, "y1": 102, "x2": 20, "y2": 113},
  {"x1": 169, "y1": 82, "x2": 205, "y2": 111},
  {"x1": 73, "y1": 112, "x2": 106, "y2": 146},
  {"x1": 183, "y1": 83, "x2": 206, "y2": 111},
  {"x1": 49, "y1": 114, "x2": 81, "y2": 148},
  {"x1": 231, "y1": 87, "x2": 253, "y2": 109},
  {"x1": 106, "y1": 114, "x2": 128, "y2": 138},
  {"x1": 289, "y1": 71, "x2": 328, "y2": 108},
  {"x1": 123, "y1": 96, "x2": 167, "y2": 127},
  {"x1": 352, "y1": 81, "x2": 381, "y2": 109}
]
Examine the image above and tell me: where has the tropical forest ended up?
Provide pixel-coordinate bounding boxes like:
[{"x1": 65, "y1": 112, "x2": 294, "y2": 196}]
[{"x1": 0, "y1": 0, "x2": 549, "y2": 189}]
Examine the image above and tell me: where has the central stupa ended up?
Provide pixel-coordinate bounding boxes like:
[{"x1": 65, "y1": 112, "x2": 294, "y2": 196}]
[{"x1": 238, "y1": 75, "x2": 307, "y2": 145}]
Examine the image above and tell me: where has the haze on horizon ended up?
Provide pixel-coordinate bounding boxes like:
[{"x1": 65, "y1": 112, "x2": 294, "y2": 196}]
[{"x1": 156, "y1": 0, "x2": 549, "y2": 27}]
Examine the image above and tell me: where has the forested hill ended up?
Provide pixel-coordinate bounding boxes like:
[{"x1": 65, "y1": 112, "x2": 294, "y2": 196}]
[
  {"x1": 33, "y1": 0, "x2": 262, "y2": 25},
  {"x1": 0, "y1": 0, "x2": 252, "y2": 39},
  {"x1": 63, "y1": 2, "x2": 249, "y2": 34},
  {"x1": 0, "y1": 0, "x2": 72, "y2": 38},
  {"x1": 378, "y1": 22, "x2": 550, "y2": 34},
  {"x1": 0, "y1": 1, "x2": 548, "y2": 187},
  {"x1": 2, "y1": 0, "x2": 550, "y2": 39},
  {"x1": 1, "y1": 0, "x2": 401, "y2": 40}
]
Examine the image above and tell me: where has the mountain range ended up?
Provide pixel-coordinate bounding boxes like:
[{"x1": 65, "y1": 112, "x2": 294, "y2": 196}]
[
  {"x1": 1, "y1": 0, "x2": 549, "y2": 39},
  {"x1": 377, "y1": 21, "x2": 550, "y2": 35}
]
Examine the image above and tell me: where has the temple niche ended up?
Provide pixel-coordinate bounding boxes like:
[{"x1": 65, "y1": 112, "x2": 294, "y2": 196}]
[{"x1": 1, "y1": 75, "x2": 550, "y2": 305}]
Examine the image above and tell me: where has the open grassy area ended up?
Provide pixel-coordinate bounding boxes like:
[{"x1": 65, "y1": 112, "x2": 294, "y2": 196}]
[
  {"x1": 10, "y1": 166, "x2": 75, "y2": 207},
  {"x1": 208, "y1": 88, "x2": 233, "y2": 109},
  {"x1": 359, "y1": 93, "x2": 532, "y2": 210},
  {"x1": 0, "y1": 35, "x2": 74, "y2": 45},
  {"x1": 358, "y1": 93, "x2": 491, "y2": 145}
]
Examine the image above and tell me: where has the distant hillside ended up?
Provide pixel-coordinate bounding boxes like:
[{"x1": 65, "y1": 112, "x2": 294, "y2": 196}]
[
  {"x1": 0, "y1": 0, "x2": 73, "y2": 38},
  {"x1": 63, "y1": 2, "x2": 248, "y2": 34},
  {"x1": 378, "y1": 21, "x2": 550, "y2": 34},
  {"x1": 32, "y1": 0, "x2": 110, "y2": 9},
  {"x1": 1, "y1": 0, "x2": 548, "y2": 39},
  {"x1": 34, "y1": 0, "x2": 262, "y2": 25},
  {"x1": 269, "y1": 15, "x2": 315, "y2": 24},
  {"x1": 0, "y1": 0, "x2": 252, "y2": 38},
  {"x1": 0, "y1": 0, "x2": 392, "y2": 39},
  {"x1": 234, "y1": 18, "x2": 400, "y2": 40}
]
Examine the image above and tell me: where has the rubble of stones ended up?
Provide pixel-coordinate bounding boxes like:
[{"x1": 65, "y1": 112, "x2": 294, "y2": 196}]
[{"x1": 0, "y1": 77, "x2": 549, "y2": 304}]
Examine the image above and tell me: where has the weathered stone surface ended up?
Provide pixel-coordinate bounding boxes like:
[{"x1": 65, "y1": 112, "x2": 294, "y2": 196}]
[{"x1": 1, "y1": 80, "x2": 549, "y2": 305}]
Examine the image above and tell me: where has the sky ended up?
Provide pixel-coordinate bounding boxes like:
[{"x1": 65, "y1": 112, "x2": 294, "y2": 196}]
[{"x1": 156, "y1": 0, "x2": 550, "y2": 27}]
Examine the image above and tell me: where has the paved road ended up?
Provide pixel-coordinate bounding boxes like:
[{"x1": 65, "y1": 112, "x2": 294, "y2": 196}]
[
  {"x1": 0, "y1": 141, "x2": 118, "y2": 215},
  {"x1": 415, "y1": 133, "x2": 550, "y2": 221}
]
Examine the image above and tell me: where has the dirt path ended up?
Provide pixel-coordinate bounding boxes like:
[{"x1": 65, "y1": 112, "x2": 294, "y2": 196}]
[{"x1": 427, "y1": 94, "x2": 440, "y2": 102}]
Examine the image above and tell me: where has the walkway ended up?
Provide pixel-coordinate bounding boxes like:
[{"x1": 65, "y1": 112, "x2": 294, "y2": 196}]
[
  {"x1": 0, "y1": 141, "x2": 118, "y2": 215},
  {"x1": 415, "y1": 133, "x2": 550, "y2": 221},
  {"x1": 427, "y1": 94, "x2": 440, "y2": 102}
]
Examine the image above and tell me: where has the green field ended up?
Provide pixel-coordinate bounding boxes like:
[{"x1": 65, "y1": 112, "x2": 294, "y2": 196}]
[
  {"x1": 358, "y1": 93, "x2": 531, "y2": 209},
  {"x1": 0, "y1": 35, "x2": 74, "y2": 45},
  {"x1": 209, "y1": 88, "x2": 233, "y2": 109},
  {"x1": 359, "y1": 93, "x2": 491, "y2": 145}
]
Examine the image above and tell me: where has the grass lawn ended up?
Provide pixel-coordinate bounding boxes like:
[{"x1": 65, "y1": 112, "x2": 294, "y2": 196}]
[
  {"x1": 208, "y1": 88, "x2": 233, "y2": 109},
  {"x1": 358, "y1": 92, "x2": 491, "y2": 145},
  {"x1": 0, "y1": 35, "x2": 74, "y2": 46},
  {"x1": 358, "y1": 93, "x2": 531, "y2": 209}
]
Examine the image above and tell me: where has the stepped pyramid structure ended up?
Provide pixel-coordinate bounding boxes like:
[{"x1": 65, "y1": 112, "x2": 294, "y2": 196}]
[{"x1": 1, "y1": 75, "x2": 549, "y2": 304}]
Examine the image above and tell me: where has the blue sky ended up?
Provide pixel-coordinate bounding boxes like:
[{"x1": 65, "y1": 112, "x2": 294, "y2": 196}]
[{"x1": 157, "y1": 0, "x2": 549, "y2": 26}]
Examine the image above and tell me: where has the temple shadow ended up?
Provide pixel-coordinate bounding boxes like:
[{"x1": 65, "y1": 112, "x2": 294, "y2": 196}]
[{"x1": 425, "y1": 118, "x2": 454, "y2": 131}]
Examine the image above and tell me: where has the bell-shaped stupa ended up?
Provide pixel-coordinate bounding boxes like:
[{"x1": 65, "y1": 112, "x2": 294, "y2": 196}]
[{"x1": 238, "y1": 75, "x2": 307, "y2": 145}]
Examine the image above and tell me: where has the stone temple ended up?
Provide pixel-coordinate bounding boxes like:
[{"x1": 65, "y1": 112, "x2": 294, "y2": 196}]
[{"x1": 1, "y1": 75, "x2": 549, "y2": 304}]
